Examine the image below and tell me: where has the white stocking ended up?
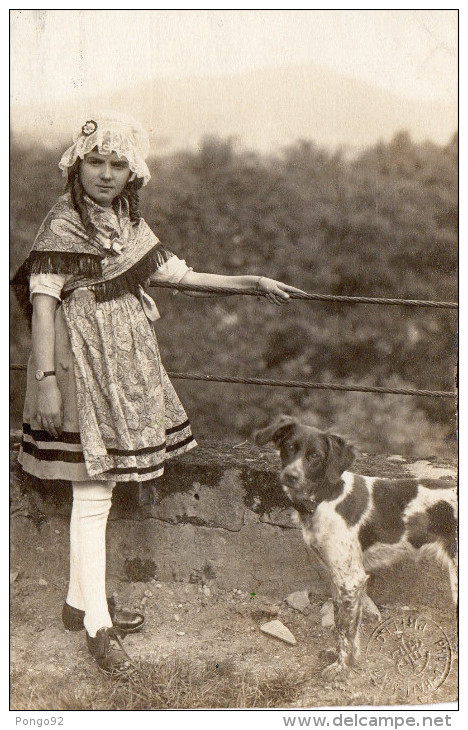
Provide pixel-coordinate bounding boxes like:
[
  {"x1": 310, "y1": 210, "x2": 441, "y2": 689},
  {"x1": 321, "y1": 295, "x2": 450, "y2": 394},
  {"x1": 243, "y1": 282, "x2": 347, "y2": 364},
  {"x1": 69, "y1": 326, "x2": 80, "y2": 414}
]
[
  {"x1": 66, "y1": 480, "x2": 115, "y2": 637},
  {"x1": 66, "y1": 497, "x2": 85, "y2": 611}
]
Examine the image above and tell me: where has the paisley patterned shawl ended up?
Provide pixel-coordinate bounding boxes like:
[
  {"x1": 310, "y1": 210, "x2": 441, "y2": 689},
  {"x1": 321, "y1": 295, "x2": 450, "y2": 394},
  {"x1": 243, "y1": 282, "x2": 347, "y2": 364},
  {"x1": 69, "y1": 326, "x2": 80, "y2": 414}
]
[{"x1": 11, "y1": 192, "x2": 174, "y2": 317}]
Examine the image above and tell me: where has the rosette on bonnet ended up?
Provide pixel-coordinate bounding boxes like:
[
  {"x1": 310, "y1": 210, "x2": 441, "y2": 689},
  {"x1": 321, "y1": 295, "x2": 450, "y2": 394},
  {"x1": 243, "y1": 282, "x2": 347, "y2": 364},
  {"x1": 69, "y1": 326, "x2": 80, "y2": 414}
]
[{"x1": 58, "y1": 111, "x2": 151, "y2": 185}]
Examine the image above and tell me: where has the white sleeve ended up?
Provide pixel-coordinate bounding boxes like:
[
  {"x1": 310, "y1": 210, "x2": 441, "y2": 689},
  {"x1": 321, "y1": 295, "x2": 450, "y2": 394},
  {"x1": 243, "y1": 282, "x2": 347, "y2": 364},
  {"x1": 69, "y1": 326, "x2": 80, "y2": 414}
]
[
  {"x1": 29, "y1": 273, "x2": 68, "y2": 303},
  {"x1": 150, "y1": 255, "x2": 192, "y2": 284}
]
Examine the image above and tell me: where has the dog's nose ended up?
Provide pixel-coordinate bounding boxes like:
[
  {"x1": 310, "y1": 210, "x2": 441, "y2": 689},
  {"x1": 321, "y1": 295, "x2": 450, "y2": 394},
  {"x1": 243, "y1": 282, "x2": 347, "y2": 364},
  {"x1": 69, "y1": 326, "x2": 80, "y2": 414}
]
[{"x1": 281, "y1": 466, "x2": 301, "y2": 486}]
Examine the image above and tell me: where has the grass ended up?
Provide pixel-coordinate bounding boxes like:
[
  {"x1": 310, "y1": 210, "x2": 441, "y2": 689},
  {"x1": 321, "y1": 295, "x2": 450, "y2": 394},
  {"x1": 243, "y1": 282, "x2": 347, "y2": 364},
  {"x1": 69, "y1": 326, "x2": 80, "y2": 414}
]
[{"x1": 11, "y1": 657, "x2": 310, "y2": 710}]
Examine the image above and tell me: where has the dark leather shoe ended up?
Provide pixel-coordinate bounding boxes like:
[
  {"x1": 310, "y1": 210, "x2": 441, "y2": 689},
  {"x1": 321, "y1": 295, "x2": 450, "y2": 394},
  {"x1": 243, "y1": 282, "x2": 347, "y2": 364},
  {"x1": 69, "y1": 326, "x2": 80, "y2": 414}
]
[
  {"x1": 62, "y1": 602, "x2": 87, "y2": 631},
  {"x1": 107, "y1": 596, "x2": 146, "y2": 634},
  {"x1": 62, "y1": 597, "x2": 145, "y2": 634},
  {"x1": 86, "y1": 627, "x2": 135, "y2": 675}
]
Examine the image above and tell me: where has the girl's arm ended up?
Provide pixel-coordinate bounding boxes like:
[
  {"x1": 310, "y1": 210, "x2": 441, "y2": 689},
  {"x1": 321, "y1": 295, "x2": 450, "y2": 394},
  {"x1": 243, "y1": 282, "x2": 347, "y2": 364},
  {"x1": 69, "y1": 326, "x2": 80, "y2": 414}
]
[
  {"x1": 31, "y1": 294, "x2": 63, "y2": 438},
  {"x1": 177, "y1": 270, "x2": 304, "y2": 305}
]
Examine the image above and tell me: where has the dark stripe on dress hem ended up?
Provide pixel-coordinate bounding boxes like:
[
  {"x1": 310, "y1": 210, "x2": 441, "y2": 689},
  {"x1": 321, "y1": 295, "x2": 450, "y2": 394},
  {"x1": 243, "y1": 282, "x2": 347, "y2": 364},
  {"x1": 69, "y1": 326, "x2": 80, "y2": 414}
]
[
  {"x1": 166, "y1": 435, "x2": 196, "y2": 453},
  {"x1": 22, "y1": 441, "x2": 86, "y2": 463},
  {"x1": 106, "y1": 428, "x2": 193, "y2": 458},
  {"x1": 104, "y1": 463, "x2": 165, "y2": 476},
  {"x1": 166, "y1": 420, "x2": 190, "y2": 436},
  {"x1": 105, "y1": 436, "x2": 195, "y2": 474},
  {"x1": 23, "y1": 423, "x2": 82, "y2": 445},
  {"x1": 106, "y1": 442, "x2": 166, "y2": 457}
]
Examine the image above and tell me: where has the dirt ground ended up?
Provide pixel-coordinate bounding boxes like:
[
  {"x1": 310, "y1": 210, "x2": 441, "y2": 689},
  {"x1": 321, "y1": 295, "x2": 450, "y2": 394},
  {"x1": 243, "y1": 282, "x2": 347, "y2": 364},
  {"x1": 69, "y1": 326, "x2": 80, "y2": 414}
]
[
  {"x1": 10, "y1": 562, "x2": 458, "y2": 710},
  {"x1": 10, "y1": 441, "x2": 458, "y2": 709}
]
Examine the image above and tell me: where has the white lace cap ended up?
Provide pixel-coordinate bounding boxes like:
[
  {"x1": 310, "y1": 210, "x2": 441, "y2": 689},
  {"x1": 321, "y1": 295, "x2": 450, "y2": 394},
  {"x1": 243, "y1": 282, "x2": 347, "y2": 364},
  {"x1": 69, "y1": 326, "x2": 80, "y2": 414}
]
[{"x1": 58, "y1": 111, "x2": 151, "y2": 185}]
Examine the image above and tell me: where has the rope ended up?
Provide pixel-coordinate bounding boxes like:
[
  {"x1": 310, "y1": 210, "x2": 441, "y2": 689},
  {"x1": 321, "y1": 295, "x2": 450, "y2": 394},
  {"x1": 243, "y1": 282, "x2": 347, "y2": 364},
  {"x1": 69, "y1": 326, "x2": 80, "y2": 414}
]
[
  {"x1": 166, "y1": 372, "x2": 456, "y2": 399},
  {"x1": 149, "y1": 281, "x2": 458, "y2": 310},
  {"x1": 10, "y1": 364, "x2": 455, "y2": 399}
]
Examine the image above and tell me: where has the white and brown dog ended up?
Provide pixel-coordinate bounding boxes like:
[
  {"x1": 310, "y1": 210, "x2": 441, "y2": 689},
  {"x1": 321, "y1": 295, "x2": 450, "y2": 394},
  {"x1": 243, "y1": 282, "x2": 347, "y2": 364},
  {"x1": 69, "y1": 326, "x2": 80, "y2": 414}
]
[{"x1": 254, "y1": 415, "x2": 457, "y2": 679}]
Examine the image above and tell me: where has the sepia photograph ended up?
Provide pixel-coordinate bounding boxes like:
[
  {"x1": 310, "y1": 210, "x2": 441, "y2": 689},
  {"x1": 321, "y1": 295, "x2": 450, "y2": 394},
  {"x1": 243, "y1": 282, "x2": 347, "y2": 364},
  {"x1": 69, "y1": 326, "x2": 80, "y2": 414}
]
[{"x1": 9, "y1": 9, "x2": 458, "y2": 715}]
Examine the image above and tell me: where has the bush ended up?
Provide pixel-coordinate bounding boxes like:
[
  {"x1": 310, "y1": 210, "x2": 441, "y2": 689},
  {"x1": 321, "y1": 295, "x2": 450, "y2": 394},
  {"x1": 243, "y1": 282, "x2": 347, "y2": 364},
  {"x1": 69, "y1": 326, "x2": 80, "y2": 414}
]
[{"x1": 10, "y1": 132, "x2": 457, "y2": 454}]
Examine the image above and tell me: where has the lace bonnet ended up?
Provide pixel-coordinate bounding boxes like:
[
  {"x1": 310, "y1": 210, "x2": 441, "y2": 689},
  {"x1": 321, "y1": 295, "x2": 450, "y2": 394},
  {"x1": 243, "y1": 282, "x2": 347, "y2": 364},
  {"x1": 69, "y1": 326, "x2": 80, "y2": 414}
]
[{"x1": 58, "y1": 111, "x2": 151, "y2": 185}]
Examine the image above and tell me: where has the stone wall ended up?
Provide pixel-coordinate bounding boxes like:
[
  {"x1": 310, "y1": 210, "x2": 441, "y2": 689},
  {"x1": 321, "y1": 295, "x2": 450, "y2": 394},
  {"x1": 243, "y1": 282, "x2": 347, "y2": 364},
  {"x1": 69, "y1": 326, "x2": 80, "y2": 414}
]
[{"x1": 10, "y1": 430, "x2": 457, "y2": 600}]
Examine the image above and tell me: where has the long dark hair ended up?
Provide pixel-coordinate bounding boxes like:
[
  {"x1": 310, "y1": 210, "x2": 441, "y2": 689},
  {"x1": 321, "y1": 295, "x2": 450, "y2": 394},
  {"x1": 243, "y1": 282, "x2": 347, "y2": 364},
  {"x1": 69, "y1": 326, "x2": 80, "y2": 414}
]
[{"x1": 65, "y1": 157, "x2": 144, "y2": 241}]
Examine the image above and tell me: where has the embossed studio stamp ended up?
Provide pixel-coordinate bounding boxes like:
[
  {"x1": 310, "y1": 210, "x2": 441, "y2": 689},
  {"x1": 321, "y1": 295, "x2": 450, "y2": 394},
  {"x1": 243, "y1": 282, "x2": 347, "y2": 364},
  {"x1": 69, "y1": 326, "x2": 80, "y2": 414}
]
[{"x1": 366, "y1": 613, "x2": 452, "y2": 701}]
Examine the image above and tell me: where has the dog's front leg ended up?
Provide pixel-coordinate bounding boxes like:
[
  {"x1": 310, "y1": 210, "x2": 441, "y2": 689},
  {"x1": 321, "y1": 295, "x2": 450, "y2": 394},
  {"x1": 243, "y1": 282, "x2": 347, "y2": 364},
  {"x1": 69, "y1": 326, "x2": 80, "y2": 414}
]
[
  {"x1": 322, "y1": 570, "x2": 368, "y2": 681},
  {"x1": 335, "y1": 577, "x2": 368, "y2": 664}
]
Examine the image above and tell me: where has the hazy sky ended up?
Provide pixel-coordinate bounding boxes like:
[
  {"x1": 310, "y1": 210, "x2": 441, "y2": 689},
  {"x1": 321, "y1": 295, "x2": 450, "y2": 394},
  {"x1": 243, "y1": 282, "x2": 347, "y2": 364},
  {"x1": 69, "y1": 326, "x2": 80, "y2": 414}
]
[{"x1": 11, "y1": 9, "x2": 457, "y2": 107}]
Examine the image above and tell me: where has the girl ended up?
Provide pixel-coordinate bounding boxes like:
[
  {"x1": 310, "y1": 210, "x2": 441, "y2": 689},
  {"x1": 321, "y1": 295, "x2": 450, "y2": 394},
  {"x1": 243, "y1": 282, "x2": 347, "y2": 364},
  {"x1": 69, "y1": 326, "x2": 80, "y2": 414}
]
[{"x1": 12, "y1": 112, "x2": 300, "y2": 674}]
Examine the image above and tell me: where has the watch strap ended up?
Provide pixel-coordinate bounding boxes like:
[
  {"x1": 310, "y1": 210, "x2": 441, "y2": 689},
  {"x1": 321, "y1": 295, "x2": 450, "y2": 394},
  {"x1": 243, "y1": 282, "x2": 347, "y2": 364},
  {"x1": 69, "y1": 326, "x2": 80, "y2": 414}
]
[{"x1": 35, "y1": 369, "x2": 56, "y2": 381}]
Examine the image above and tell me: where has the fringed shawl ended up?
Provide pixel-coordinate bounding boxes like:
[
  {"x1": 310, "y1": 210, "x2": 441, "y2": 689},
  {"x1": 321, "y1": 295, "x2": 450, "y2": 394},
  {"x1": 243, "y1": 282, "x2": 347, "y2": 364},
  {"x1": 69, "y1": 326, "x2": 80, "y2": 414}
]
[{"x1": 11, "y1": 192, "x2": 174, "y2": 319}]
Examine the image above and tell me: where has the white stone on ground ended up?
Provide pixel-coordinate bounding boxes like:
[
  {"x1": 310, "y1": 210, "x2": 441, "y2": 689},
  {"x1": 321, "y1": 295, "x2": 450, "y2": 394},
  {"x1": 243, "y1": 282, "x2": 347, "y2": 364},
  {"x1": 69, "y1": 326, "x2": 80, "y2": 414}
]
[
  {"x1": 320, "y1": 599, "x2": 335, "y2": 628},
  {"x1": 362, "y1": 593, "x2": 381, "y2": 620},
  {"x1": 286, "y1": 590, "x2": 310, "y2": 612},
  {"x1": 10, "y1": 570, "x2": 19, "y2": 584},
  {"x1": 260, "y1": 619, "x2": 297, "y2": 645}
]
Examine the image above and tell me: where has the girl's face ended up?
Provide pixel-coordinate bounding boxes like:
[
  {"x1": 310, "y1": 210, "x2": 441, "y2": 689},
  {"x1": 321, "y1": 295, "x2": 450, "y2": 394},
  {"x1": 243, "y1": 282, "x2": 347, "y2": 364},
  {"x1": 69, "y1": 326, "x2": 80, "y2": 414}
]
[{"x1": 79, "y1": 150, "x2": 131, "y2": 207}]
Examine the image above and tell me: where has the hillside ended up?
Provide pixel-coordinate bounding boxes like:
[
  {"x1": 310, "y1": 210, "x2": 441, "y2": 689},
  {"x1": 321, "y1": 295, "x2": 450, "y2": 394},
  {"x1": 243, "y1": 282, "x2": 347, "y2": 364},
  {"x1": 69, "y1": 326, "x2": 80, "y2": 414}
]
[{"x1": 11, "y1": 64, "x2": 457, "y2": 153}]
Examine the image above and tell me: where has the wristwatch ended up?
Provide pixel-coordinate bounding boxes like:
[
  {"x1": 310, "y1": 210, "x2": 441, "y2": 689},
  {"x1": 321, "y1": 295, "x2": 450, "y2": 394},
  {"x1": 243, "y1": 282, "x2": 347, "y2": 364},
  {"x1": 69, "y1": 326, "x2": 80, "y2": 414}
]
[{"x1": 35, "y1": 370, "x2": 56, "y2": 381}]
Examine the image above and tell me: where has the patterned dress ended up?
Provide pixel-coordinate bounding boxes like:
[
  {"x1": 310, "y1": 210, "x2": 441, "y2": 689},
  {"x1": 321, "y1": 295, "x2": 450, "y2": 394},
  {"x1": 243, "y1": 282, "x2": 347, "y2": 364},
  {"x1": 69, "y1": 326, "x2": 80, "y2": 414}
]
[{"x1": 15, "y1": 193, "x2": 197, "y2": 483}]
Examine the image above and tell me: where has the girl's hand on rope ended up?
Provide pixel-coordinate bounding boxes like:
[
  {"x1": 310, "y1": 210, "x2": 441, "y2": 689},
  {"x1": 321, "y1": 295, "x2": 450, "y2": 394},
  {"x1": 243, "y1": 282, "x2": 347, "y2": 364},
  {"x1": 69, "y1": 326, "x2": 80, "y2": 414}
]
[
  {"x1": 36, "y1": 380, "x2": 64, "y2": 438},
  {"x1": 257, "y1": 277, "x2": 306, "y2": 305}
]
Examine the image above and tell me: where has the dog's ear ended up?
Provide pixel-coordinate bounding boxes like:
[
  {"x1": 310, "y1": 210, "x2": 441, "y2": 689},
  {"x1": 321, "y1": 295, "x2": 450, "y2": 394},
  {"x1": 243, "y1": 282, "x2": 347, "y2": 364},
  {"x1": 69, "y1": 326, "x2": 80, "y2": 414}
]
[
  {"x1": 254, "y1": 415, "x2": 298, "y2": 447},
  {"x1": 324, "y1": 433, "x2": 356, "y2": 484}
]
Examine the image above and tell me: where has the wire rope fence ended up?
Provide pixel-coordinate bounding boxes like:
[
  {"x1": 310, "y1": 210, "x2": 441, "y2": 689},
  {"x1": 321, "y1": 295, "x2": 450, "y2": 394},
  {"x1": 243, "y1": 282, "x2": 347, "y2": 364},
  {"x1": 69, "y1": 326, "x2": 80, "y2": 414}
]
[
  {"x1": 10, "y1": 283, "x2": 458, "y2": 400},
  {"x1": 149, "y1": 281, "x2": 458, "y2": 309}
]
